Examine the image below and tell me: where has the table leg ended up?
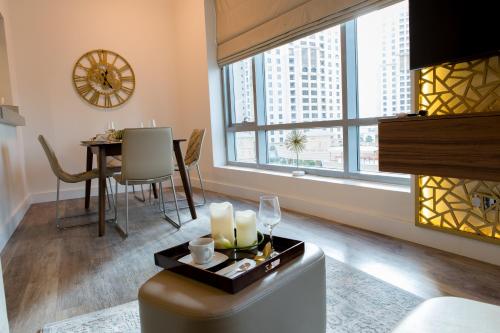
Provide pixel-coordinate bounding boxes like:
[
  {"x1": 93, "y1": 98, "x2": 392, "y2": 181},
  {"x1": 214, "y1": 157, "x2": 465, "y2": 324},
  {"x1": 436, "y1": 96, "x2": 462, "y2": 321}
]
[
  {"x1": 173, "y1": 142, "x2": 197, "y2": 219},
  {"x1": 84, "y1": 147, "x2": 93, "y2": 209},
  {"x1": 98, "y1": 147, "x2": 107, "y2": 236},
  {"x1": 151, "y1": 183, "x2": 159, "y2": 199}
]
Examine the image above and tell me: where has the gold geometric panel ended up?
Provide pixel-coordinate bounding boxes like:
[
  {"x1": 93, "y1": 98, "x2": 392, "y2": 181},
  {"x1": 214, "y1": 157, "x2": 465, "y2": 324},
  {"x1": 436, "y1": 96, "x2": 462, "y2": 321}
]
[
  {"x1": 419, "y1": 56, "x2": 499, "y2": 115},
  {"x1": 418, "y1": 176, "x2": 500, "y2": 243},
  {"x1": 417, "y1": 55, "x2": 500, "y2": 244}
]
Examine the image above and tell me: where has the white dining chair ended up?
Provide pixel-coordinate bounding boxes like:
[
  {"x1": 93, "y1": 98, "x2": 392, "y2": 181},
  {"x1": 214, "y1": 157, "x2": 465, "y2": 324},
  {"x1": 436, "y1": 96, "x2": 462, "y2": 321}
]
[{"x1": 112, "y1": 127, "x2": 181, "y2": 236}]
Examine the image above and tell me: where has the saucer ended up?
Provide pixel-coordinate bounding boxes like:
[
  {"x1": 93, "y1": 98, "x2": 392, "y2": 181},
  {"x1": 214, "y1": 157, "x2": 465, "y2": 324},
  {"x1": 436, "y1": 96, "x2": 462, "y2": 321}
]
[{"x1": 178, "y1": 251, "x2": 229, "y2": 269}]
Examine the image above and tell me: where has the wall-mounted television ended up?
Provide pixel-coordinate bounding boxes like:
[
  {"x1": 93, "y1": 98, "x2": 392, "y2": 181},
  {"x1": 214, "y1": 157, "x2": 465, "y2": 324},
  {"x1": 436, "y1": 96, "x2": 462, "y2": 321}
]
[{"x1": 409, "y1": 0, "x2": 499, "y2": 70}]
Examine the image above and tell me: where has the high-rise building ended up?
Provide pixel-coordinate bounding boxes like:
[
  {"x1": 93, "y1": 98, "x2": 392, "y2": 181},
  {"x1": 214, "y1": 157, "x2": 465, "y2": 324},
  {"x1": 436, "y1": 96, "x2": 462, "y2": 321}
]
[{"x1": 230, "y1": 2, "x2": 410, "y2": 170}]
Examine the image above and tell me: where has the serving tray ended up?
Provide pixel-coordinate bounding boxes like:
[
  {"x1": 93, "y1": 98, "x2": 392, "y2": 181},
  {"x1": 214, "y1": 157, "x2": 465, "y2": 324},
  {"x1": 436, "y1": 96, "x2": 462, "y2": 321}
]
[{"x1": 154, "y1": 234, "x2": 304, "y2": 294}]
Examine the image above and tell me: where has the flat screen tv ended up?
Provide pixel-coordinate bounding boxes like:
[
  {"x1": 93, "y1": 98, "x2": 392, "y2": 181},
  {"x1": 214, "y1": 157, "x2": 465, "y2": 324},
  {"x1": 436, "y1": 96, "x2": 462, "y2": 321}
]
[{"x1": 409, "y1": 0, "x2": 499, "y2": 70}]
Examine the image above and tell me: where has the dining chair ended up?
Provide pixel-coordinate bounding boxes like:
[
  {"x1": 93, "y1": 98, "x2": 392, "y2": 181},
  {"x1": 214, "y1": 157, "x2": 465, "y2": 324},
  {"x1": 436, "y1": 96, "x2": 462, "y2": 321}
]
[
  {"x1": 113, "y1": 127, "x2": 181, "y2": 236},
  {"x1": 108, "y1": 156, "x2": 149, "y2": 203},
  {"x1": 166, "y1": 128, "x2": 206, "y2": 209},
  {"x1": 38, "y1": 135, "x2": 117, "y2": 229}
]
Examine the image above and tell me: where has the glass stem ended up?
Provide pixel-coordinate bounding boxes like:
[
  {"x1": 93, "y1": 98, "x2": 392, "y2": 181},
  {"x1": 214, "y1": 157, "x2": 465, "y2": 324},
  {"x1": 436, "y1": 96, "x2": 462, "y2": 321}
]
[{"x1": 269, "y1": 226, "x2": 274, "y2": 251}]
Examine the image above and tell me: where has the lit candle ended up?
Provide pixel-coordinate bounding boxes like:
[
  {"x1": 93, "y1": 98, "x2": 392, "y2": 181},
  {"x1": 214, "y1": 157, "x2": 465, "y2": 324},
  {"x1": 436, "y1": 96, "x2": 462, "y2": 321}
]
[
  {"x1": 210, "y1": 202, "x2": 235, "y2": 247},
  {"x1": 235, "y1": 210, "x2": 258, "y2": 248}
]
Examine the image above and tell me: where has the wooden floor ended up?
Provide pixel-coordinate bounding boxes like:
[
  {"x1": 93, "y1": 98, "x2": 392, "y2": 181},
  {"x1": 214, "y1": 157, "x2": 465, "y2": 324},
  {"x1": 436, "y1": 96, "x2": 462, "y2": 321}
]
[{"x1": 2, "y1": 189, "x2": 500, "y2": 333}]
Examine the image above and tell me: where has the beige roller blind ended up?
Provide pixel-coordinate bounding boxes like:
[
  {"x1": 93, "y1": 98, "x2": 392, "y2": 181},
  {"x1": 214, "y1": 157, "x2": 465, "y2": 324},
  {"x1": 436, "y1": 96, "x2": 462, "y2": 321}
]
[{"x1": 216, "y1": 0, "x2": 394, "y2": 65}]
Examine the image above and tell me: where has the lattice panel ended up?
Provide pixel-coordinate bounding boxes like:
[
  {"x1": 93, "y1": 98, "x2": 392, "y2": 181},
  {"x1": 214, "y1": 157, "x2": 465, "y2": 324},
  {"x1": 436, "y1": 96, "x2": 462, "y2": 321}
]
[
  {"x1": 419, "y1": 56, "x2": 500, "y2": 115},
  {"x1": 419, "y1": 176, "x2": 500, "y2": 241},
  {"x1": 417, "y1": 55, "x2": 500, "y2": 243}
]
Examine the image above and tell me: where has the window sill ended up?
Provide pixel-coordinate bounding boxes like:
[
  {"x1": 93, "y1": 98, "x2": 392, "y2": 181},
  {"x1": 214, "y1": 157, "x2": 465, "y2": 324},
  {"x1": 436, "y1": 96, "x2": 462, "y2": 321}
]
[{"x1": 215, "y1": 165, "x2": 411, "y2": 194}]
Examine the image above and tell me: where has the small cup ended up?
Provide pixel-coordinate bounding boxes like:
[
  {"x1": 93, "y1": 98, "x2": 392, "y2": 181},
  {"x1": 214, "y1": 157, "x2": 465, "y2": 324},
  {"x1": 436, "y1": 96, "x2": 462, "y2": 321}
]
[{"x1": 188, "y1": 238, "x2": 215, "y2": 265}]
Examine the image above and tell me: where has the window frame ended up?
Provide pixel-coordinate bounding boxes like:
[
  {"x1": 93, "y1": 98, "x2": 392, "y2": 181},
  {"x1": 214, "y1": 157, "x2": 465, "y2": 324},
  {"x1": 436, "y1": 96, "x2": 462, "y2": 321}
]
[{"x1": 222, "y1": 15, "x2": 411, "y2": 186}]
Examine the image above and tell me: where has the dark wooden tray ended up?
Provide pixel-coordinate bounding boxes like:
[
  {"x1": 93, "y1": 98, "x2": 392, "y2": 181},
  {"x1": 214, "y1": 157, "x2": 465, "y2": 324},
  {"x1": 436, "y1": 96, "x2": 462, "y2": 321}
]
[{"x1": 154, "y1": 234, "x2": 304, "y2": 294}]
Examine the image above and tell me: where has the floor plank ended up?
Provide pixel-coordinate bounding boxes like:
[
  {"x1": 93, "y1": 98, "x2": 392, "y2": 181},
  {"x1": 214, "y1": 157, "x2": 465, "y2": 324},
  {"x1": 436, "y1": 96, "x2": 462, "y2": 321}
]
[{"x1": 2, "y1": 189, "x2": 500, "y2": 333}]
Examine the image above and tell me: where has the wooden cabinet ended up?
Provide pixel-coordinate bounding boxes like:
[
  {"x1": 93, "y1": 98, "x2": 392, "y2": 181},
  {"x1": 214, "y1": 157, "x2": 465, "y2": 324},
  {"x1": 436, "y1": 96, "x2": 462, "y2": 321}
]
[{"x1": 378, "y1": 112, "x2": 500, "y2": 181}]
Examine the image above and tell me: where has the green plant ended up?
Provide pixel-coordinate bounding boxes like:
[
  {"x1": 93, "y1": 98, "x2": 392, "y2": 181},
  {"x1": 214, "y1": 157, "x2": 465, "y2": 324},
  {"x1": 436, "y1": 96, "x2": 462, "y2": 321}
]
[
  {"x1": 111, "y1": 129, "x2": 125, "y2": 141},
  {"x1": 285, "y1": 130, "x2": 307, "y2": 168}
]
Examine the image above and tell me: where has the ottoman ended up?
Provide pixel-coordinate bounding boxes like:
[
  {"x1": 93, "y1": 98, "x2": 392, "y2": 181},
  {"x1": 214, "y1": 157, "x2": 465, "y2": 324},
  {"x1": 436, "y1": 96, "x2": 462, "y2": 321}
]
[
  {"x1": 393, "y1": 297, "x2": 500, "y2": 333},
  {"x1": 139, "y1": 242, "x2": 326, "y2": 333}
]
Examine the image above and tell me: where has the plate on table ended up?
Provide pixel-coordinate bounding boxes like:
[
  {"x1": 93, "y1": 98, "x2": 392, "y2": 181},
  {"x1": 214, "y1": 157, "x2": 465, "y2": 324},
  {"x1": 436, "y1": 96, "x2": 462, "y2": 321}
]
[{"x1": 178, "y1": 252, "x2": 229, "y2": 270}]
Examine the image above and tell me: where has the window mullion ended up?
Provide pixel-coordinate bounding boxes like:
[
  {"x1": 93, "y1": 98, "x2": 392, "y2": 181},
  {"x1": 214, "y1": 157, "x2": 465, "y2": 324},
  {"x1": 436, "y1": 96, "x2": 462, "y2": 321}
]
[
  {"x1": 344, "y1": 20, "x2": 359, "y2": 174},
  {"x1": 253, "y1": 55, "x2": 267, "y2": 164},
  {"x1": 223, "y1": 67, "x2": 236, "y2": 161}
]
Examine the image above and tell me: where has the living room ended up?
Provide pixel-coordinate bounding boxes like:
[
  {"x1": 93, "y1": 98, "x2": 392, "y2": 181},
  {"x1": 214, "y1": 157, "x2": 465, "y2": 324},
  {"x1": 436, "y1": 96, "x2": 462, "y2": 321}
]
[{"x1": 0, "y1": 0, "x2": 499, "y2": 332}]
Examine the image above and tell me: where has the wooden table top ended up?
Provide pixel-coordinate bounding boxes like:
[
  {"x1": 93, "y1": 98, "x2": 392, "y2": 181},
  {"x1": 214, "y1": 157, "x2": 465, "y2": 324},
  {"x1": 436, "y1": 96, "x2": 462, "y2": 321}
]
[{"x1": 81, "y1": 138, "x2": 186, "y2": 146}]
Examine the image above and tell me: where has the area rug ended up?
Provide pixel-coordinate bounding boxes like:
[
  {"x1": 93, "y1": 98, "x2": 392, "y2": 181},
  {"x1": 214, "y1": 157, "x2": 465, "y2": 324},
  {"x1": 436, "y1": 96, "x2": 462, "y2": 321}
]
[{"x1": 41, "y1": 257, "x2": 423, "y2": 333}]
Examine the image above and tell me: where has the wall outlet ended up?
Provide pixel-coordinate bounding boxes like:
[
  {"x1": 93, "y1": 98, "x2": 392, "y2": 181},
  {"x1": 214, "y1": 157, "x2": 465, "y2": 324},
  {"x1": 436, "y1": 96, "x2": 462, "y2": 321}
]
[{"x1": 471, "y1": 193, "x2": 498, "y2": 211}]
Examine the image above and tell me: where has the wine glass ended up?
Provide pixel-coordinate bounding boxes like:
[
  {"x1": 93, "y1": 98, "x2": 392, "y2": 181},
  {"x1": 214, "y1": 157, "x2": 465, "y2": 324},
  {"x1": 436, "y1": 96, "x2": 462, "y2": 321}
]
[
  {"x1": 107, "y1": 121, "x2": 115, "y2": 131},
  {"x1": 150, "y1": 119, "x2": 157, "y2": 127},
  {"x1": 258, "y1": 195, "x2": 281, "y2": 257}
]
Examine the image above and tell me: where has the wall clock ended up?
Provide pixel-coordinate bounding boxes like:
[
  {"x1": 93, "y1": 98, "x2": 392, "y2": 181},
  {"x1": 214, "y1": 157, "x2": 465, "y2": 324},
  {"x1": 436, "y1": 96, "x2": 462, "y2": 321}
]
[{"x1": 72, "y1": 49, "x2": 135, "y2": 108}]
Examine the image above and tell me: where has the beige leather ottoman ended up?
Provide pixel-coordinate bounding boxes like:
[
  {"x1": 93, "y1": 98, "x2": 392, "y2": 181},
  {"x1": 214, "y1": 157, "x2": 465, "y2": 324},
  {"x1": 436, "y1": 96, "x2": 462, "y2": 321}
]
[
  {"x1": 393, "y1": 297, "x2": 500, "y2": 333},
  {"x1": 139, "y1": 243, "x2": 326, "y2": 333}
]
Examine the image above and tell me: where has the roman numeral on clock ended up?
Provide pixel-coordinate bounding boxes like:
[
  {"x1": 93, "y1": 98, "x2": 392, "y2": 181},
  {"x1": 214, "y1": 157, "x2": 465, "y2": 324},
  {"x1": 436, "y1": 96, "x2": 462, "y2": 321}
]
[
  {"x1": 121, "y1": 86, "x2": 133, "y2": 95},
  {"x1": 88, "y1": 91, "x2": 100, "y2": 105},
  {"x1": 104, "y1": 95, "x2": 112, "y2": 108},
  {"x1": 73, "y1": 75, "x2": 87, "y2": 83},
  {"x1": 77, "y1": 84, "x2": 92, "y2": 96}
]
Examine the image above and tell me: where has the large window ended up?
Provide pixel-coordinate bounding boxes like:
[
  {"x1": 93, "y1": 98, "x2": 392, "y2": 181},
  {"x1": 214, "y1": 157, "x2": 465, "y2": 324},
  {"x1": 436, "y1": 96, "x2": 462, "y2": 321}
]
[{"x1": 223, "y1": 1, "x2": 410, "y2": 184}]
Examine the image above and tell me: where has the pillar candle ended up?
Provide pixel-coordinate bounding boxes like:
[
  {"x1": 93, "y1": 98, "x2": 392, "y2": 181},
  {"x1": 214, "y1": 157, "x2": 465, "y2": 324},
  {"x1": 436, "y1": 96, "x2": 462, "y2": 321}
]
[
  {"x1": 235, "y1": 210, "x2": 258, "y2": 248},
  {"x1": 209, "y1": 202, "x2": 235, "y2": 246}
]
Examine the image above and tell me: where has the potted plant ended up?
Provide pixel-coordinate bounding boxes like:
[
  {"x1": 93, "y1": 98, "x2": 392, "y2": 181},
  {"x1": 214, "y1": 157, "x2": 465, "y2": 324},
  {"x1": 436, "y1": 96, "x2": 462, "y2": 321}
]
[{"x1": 285, "y1": 130, "x2": 307, "y2": 176}]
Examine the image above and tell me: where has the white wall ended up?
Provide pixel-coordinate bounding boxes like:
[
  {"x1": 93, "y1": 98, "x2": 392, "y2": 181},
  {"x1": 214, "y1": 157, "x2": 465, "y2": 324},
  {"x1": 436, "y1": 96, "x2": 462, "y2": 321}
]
[
  {"x1": 7, "y1": 0, "x2": 180, "y2": 202},
  {"x1": 168, "y1": 0, "x2": 500, "y2": 266},
  {"x1": 0, "y1": 1, "x2": 23, "y2": 331},
  {"x1": 0, "y1": 0, "x2": 28, "y2": 251}
]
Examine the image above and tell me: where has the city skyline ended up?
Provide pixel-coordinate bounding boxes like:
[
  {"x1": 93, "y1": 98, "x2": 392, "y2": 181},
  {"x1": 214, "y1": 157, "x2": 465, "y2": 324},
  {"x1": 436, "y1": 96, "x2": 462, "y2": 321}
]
[{"x1": 229, "y1": 1, "x2": 410, "y2": 172}]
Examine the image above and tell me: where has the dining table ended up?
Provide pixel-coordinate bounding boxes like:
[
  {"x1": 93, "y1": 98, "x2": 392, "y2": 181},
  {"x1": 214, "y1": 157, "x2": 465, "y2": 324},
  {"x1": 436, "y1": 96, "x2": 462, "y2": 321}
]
[{"x1": 81, "y1": 139, "x2": 197, "y2": 236}]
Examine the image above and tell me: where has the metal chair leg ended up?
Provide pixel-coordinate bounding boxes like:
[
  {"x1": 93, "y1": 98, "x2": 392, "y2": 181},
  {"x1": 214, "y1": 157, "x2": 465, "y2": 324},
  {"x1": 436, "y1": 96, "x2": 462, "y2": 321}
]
[
  {"x1": 112, "y1": 180, "x2": 128, "y2": 237},
  {"x1": 125, "y1": 180, "x2": 129, "y2": 235},
  {"x1": 170, "y1": 176, "x2": 182, "y2": 226},
  {"x1": 132, "y1": 185, "x2": 146, "y2": 202},
  {"x1": 114, "y1": 179, "x2": 118, "y2": 222},
  {"x1": 160, "y1": 181, "x2": 181, "y2": 229},
  {"x1": 163, "y1": 164, "x2": 206, "y2": 210},
  {"x1": 107, "y1": 177, "x2": 116, "y2": 210},
  {"x1": 54, "y1": 178, "x2": 100, "y2": 229},
  {"x1": 56, "y1": 178, "x2": 61, "y2": 228},
  {"x1": 196, "y1": 163, "x2": 207, "y2": 205}
]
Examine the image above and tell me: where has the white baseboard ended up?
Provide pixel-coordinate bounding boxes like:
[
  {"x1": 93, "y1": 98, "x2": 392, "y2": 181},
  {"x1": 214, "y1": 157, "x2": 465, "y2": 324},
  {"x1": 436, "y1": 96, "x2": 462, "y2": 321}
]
[
  {"x1": 0, "y1": 195, "x2": 31, "y2": 252},
  {"x1": 202, "y1": 178, "x2": 500, "y2": 266},
  {"x1": 30, "y1": 176, "x2": 183, "y2": 204}
]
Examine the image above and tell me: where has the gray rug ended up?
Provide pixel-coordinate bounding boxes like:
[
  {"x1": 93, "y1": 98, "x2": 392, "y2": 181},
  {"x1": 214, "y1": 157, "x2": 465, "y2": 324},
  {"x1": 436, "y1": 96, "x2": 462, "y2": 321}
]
[{"x1": 41, "y1": 257, "x2": 422, "y2": 333}]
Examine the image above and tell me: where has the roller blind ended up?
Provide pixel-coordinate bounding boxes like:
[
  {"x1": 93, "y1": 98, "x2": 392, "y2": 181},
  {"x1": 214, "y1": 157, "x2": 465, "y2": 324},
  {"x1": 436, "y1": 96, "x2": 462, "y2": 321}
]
[{"x1": 216, "y1": 0, "x2": 395, "y2": 65}]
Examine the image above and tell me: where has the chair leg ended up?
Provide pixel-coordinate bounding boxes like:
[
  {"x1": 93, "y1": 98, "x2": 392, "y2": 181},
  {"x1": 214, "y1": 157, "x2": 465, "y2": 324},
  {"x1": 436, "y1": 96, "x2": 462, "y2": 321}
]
[
  {"x1": 54, "y1": 178, "x2": 98, "y2": 229},
  {"x1": 113, "y1": 180, "x2": 128, "y2": 238},
  {"x1": 105, "y1": 180, "x2": 111, "y2": 211},
  {"x1": 132, "y1": 185, "x2": 146, "y2": 203},
  {"x1": 170, "y1": 176, "x2": 182, "y2": 227},
  {"x1": 125, "y1": 180, "x2": 129, "y2": 235},
  {"x1": 196, "y1": 163, "x2": 207, "y2": 205},
  {"x1": 56, "y1": 178, "x2": 61, "y2": 229},
  {"x1": 114, "y1": 179, "x2": 118, "y2": 222},
  {"x1": 160, "y1": 181, "x2": 181, "y2": 229},
  {"x1": 107, "y1": 177, "x2": 115, "y2": 210}
]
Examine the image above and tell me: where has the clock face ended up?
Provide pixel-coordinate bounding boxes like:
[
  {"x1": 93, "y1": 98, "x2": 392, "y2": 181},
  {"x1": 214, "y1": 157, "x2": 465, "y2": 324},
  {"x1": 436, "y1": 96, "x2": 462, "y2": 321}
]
[{"x1": 72, "y1": 49, "x2": 135, "y2": 108}]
